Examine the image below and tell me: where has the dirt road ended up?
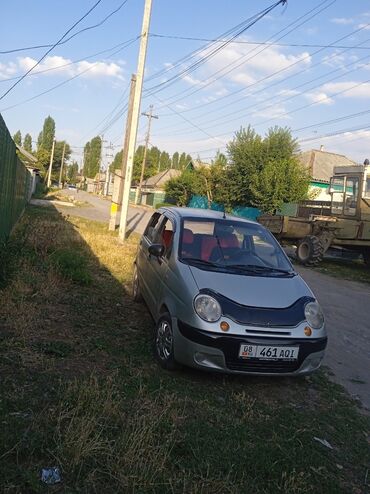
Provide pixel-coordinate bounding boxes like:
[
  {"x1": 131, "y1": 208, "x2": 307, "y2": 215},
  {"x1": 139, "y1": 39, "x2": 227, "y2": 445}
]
[{"x1": 297, "y1": 266, "x2": 370, "y2": 411}]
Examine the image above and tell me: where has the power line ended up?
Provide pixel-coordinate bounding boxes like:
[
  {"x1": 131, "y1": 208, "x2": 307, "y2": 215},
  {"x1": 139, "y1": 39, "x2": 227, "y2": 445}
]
[
  {"x1": 0, "y1": 38, "x2": 140, "y2": 84},
  {"x1": 149, "y1": 33, "x2": 370, "y2": 51},
  {"x1": 144, "y1": 0, "x2": 288, "y2": 96},
  {"x1": 0, "y1": 38, "x2": 139, "y2": 112},
  {"x1": 298, "y1": 123, "x2": 370, "y2": 144},
  {"x1": 0, "y1": 0, "x2": 131, "y2": 55},
  {"x1": 0, "y1": 0, "x2": 105, "y2": 101}
]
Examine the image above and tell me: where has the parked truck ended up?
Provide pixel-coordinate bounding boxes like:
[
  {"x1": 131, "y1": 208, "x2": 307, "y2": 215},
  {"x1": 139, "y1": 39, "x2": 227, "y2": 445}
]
[{"x1": 259, "y1": 163, "x2": 370, "y2": 266}]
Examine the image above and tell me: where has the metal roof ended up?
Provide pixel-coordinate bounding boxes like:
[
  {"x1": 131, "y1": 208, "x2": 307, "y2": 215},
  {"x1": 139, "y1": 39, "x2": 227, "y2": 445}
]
[{"x1": 158, "y1": 206, "x2": 257, "y2": 224}]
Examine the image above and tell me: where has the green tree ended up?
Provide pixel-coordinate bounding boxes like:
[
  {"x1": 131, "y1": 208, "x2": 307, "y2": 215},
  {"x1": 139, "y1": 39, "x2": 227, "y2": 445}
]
[
  {"x1": 37, "y1": 131, "x2": 43, "y2": 150},
  {"x1": 23, "y1": 133, "x2": 32, "y2": 152},
  {"x1": 178, "y1": 152, "x2": 187, "y2": 169},
  {"x1": 82, "y1": 136, "x2": 101, "y2": 178},
  {"x1": 110, "y1": 150, "x2": 123, "y2": 172},
  {"x1": 83, "y1": 142, "x2": 91, "y2": 177},
  {"x1": 67, "y1": 161, "x2": 79, "y2": 183},
  {"x1": 40, "y1": 116, "x2": 55, "y2": 152},
  {"x1": 172, "y1": 152, "x2": 179, "y2": 169},
  {"x1": 213, "y1": 151, "x2": 227, "y2": 167},
  {"x1": 165, "y1": 170, "x2": 207, "y2": 206},
  {"x1": 13, "y1": 130, "x2": 22, "y2": 146},
  {"x1": 52, "y1": 141, "x2": 71, "y2": 179},
  {"x1": 226, "y1": 125, "x2": 309, "y2": 213},
  {"x1": 159, "y1": 151, "x2": 171, "y2": 171}
]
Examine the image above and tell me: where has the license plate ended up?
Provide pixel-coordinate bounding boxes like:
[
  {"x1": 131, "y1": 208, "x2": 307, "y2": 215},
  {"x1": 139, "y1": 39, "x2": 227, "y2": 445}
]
[{"x1": 239, "y1": 344, "x2": 299, "y2": 361}]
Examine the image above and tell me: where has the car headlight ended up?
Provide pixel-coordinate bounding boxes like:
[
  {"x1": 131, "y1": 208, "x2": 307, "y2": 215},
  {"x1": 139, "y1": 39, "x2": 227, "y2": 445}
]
[
  {"x1": 304, "y1": 301, "x2": 324, "y2": 329},
  {"x1": 194, "y1": 294, "x2": 222, "y2": 322}
]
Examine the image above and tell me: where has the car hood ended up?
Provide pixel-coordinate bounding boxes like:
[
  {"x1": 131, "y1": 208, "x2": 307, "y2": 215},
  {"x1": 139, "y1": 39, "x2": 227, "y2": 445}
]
[{"x1": 189, "y1": 266, "x2": 311, "y2": 308}]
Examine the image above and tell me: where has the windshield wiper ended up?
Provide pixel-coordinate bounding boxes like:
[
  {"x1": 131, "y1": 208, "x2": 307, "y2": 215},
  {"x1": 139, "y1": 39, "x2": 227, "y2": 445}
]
[
  {"x1": 182, "y1": 257, "x2": 221, "y2": 268},
  {"x1": 229, "y1": 264, "x2": 293, "y2": 275}
]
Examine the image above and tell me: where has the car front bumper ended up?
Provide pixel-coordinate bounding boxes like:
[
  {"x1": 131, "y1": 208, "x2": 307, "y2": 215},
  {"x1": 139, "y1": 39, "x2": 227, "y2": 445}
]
[{"x1": 174, "y1": 319, "x2": 327, "y2": 376}]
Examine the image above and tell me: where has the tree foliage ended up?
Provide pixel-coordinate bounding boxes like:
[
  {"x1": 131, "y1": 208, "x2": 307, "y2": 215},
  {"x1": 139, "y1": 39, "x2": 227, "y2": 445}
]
[
  {"x1": 165, "y1": 170, "x2": 208, "y2": 206},
  {"x1": 13, "y1": 130, "x2": 22, "y2": 146},
  {"x1": 67, "y1": 161, "x2": 79, "y2": 183},
  {"x1": 225, "y1": 126, "x2": 309, "y2": 213},
  {"x1": 83, "y1": 136, "x2": 102, "y2": 178},
  {"x1": 38, "y1": 116, "x2": 55, "y2": 152},
  {"x1": 23, "y1": 133, "x2": 32, "y2": 152}
]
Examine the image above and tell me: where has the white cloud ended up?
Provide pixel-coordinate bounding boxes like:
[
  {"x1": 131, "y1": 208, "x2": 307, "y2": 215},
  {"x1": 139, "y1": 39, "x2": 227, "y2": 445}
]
[
  {"x1": 358, "y1": 23, "x2": 370, "y2": 30},
  {"x1": 305, "y1": 92, "x2": 334, "y2": 105},
  {"x1": 331, "y1": 17, "x2": 354, "y2": 25},
  {"x1": 321, "y1": 81, "x2": 370, "y2": 99},
  {"x1": 0, "y1": 56, "x2": 125, "y2": 81}
]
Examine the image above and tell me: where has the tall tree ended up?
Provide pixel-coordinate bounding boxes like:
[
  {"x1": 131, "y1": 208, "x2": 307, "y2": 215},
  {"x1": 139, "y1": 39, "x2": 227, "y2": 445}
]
[
  {"x1": 13, "y1": 130, "x2": 22, "y2": 146},
  {"x1": 159, "y1": 151, "x2": 171, "y2": 171},
  {"x1": 109, "y1": 149, "x2": 123, "y2": 172},
  {"x1": 83, "y1": 142, "x2": 91, "y2": 177},
  {"x1": 53, "y1": 141, "x2": 71, "y2": 175},
  {"x1": 67, "y1": 161, "x2": 79, "y2": 183},
  {"x1": 178, "y1": 152, "x2": 187, "y2": 170},
  {"x1": 23, "y1": 133, "x2": 32, "y2": 152},
  {"x1": 40, "y1": 116, "x2": 55, "y2": 152},
  {"x1": 172, "y1": 151, "x2": 179, "y2": 169},
  {"x1": 37, "y1": 131, "x2": 43, "y2": 150}
]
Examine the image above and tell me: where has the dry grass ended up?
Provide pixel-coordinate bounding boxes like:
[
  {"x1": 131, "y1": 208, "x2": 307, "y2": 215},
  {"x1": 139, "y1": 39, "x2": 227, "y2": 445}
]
[{"x1": 0, "y1": 205, "x2": 369, "y2": 494}]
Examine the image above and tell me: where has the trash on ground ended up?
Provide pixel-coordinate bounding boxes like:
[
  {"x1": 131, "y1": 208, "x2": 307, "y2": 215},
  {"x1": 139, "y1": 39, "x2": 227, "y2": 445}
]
[
  {"x1": 313, "y1": 437, "x2": 333, "y2": 449},
  {"x1": 41, "y1": 467, "x2": 61, "y2": 485}
]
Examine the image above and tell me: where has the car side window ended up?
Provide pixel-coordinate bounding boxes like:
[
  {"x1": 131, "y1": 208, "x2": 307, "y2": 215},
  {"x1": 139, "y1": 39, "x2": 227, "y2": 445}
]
[
  {"x1": 156, "y1": 217, "x2": 175, "y2": 257},
  {"x1": 144, "y1": 212, "x2": 162, "y2": 242}
]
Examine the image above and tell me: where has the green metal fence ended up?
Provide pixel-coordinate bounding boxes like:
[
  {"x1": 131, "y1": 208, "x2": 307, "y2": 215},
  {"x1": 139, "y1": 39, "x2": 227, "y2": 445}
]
[{"x1": 0, "y1": 114, "x2": 31, "y2": 242}]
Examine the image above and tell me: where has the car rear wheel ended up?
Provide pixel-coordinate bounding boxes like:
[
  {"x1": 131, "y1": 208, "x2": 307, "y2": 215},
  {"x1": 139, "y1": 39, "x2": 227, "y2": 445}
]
[
  {"x1": 154, "y1": 313, "x2": 178, "y2": 370},
  {"x1": 132, "y1": 265, "x2": 143, "y2": 302},
  {"x1": 297, "y1": 235, "x2": 324, "y2": 266}
]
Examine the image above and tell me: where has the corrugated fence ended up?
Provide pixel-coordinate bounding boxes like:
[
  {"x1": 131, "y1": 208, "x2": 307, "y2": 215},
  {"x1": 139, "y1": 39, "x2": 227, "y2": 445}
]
[
  {"x1": 188, "y1": 195, "x2": 261, "y2": 221},
  {"x1": 0, "y1": 114, "x2": 31, "y2": 241}
]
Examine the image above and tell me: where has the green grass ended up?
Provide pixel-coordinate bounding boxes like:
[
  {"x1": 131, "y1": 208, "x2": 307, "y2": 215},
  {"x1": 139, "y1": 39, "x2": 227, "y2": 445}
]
[{"x1": 0, "y1": 205, "x2": 369, "y2": 493}]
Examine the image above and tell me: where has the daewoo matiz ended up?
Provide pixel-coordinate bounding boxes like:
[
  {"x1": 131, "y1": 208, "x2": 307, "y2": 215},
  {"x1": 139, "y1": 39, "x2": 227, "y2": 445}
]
[{"x1": 133, "y1": 207, "x2": 327, "y2": 375}]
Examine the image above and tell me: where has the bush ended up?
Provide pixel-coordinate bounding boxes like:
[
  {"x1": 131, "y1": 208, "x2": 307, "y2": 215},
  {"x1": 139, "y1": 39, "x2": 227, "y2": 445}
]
[
  {"x1": 155, "y1": 202, "x2": 176, "y2": 210},
  {"x1": 49, "y1": 248, "x2": 91, "y2": 285},
  {"x1": 33, "y1": 182, "x2": 49, "y2": 199}
]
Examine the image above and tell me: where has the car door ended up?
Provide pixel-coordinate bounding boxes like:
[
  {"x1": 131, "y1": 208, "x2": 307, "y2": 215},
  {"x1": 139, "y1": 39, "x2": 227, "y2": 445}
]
[
  {"x1": 136, "y1": 211, "x2": 163, "y2": 309},
  {"x1": 145, "y1": 214, "x2": 175, "y2": 318}
]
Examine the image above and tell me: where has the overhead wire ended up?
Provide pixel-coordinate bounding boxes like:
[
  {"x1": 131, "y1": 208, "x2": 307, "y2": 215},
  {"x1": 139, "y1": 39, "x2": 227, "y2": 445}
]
[
  {"x1": 0, "y1": 37, "x2": 139, "y2": 112},
  {"x1": 144, "y1": 0, "x2": 288, "y2": 96},
  {"x1": 0, "y1": 0, "x2": 131, "y2": 55}
]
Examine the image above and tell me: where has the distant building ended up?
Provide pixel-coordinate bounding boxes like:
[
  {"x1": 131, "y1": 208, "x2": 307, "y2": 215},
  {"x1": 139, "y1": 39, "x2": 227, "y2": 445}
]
[
  {"x1": 185, "y1": 159, "x2": 211, "y2": 171},
  {"x1": 135, "y1": 169, "x2": 181, "y2": 207},
  {"x1": 297, "y1": 148, "x2": 357, "y2": 200}
]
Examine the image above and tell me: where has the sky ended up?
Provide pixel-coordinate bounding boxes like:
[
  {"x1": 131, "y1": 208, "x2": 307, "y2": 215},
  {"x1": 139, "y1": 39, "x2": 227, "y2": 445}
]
[{"x1": 1, "y1": 0, "x2": 370, "y2": 168}]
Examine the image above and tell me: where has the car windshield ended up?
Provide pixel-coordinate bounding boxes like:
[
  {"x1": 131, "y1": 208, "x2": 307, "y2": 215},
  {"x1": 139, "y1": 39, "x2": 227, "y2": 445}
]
[{"x1": 180, "y1": 218, "x2": 294, "y2": 276}]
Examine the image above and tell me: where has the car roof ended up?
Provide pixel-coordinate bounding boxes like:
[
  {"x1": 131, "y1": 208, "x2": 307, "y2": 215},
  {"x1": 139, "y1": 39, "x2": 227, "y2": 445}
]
[{"x1": 158, "y1": 206, "x2": 259, "y2": 225}]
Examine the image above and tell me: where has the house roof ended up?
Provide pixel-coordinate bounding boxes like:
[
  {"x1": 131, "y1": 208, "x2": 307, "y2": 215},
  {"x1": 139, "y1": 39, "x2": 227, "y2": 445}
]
[
  {"x1": 297, "y1": 149, "x2": 357, "y2": 182},
  {"x1": 142, "y1": 168, "x2": 181, "y2": 188},
  {"x1": 16, "y1": 144, "x2": 38, "y2": 164},
  {"x1": 186, "y1": 159, "x2": 211, "y2": 170}
]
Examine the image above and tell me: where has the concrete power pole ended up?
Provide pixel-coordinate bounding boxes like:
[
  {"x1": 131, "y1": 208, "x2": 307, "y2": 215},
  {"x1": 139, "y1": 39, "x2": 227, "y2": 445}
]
[
  {"x1": 47, "y1": 139, "x2": 56, "y2": 188},
  {"x1": 58, "y1": 142, "x2": 66, "y2": 188},
  {"x1": 118, "y1": 0, "x2": 153, "y2": 241},
  {"x1": 135, "y1": 105, "x2": 158, "y2": 205},
  {"x1": 109, "y1": 74, "x2": 137, "y2": 230},
  {"x1": 104, "y1": 142, "x2": 114, "y2": 196}
]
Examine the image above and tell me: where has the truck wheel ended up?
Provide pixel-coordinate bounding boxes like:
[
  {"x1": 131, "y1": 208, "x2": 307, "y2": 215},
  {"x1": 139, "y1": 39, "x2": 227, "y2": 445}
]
[
  {"x1": 362, "y1": 249, "x2": 370, "y2": 268},
  {"x1": 297, "y1": 236, "x2": 324, "y2": 266}
]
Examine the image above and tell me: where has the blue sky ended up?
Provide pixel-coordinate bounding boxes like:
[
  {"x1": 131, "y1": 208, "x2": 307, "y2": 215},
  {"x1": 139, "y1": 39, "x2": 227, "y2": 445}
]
[{"x1": 1, "y1": 0, "x2": 370, "y2": 167}]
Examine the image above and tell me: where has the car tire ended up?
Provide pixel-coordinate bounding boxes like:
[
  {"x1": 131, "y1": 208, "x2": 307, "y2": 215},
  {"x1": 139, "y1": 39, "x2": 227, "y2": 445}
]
[
  {"x1": 296, "y1": 235, "x2": 324, "y2": 266},
  {"x1": 154, "y1": 313, "x2": 179, "y2": 371},
  {"x1": 132, "y1": 264, "x2": 143, "y2": 302}
]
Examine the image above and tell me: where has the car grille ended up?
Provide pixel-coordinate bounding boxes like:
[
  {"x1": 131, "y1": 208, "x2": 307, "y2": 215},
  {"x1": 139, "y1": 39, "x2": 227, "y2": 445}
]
[{"x1": 225, "y1": 358, "x2": 300, "y2": 373}]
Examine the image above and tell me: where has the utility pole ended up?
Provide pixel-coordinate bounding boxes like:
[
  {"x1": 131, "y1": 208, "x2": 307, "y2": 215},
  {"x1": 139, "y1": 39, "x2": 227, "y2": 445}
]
[
  {"x1": 58, "y1": 141, "x2": 66, "y2": 187},
  {"x1": 109, "y1": 74, "x2": 137, "y2": 230},
  {"x1": 47, "y1": 139, "x2": 56, "y2": 188},
  {"x1": 104, "y1": 142, "x2": 114, "y2": 196},
  {"x1": 135, "y1": 105, "x2": 158, "y2": 205},
  {"x1": 118, "y1": 0, "x2": 153, "y2": 241},
  {"x1": 98, "y1": 134, "x2": 106, "y2": 194}
]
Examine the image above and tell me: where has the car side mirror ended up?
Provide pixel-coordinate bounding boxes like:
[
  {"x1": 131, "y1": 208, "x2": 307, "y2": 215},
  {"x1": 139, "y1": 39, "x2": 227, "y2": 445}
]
[{"x1": 148, "y1": 243, "x2": 165, "y2": 258}]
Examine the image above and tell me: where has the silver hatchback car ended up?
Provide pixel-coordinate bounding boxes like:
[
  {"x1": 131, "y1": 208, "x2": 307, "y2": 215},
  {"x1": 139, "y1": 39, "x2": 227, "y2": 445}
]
[{"x1": 133, "y1": 207, "x2": 327, "y2": 376}]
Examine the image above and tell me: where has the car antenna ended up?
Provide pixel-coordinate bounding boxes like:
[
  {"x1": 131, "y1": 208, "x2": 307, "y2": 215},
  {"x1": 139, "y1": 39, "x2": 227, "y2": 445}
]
[{"x1": 222, "y1": 207, "x2": 226, "y2": 219}]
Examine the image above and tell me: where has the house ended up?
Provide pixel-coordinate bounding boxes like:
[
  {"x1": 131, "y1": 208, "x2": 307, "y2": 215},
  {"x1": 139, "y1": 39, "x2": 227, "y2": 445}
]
[
  {"x1": 297, "y1": 147, "x2": 357, "y2": 200},
  {"x1": 134, "y1": 169, "x2": 181, "y2": 207},
  {"x1": 15, "y1": 144, "x2": 40, "y2": 198}
]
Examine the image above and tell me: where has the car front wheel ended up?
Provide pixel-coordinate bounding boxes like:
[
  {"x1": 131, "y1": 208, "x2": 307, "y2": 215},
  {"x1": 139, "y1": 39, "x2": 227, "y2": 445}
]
[{"x1": 154, "y1": 313, "x2": 178, "y2": 370}]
